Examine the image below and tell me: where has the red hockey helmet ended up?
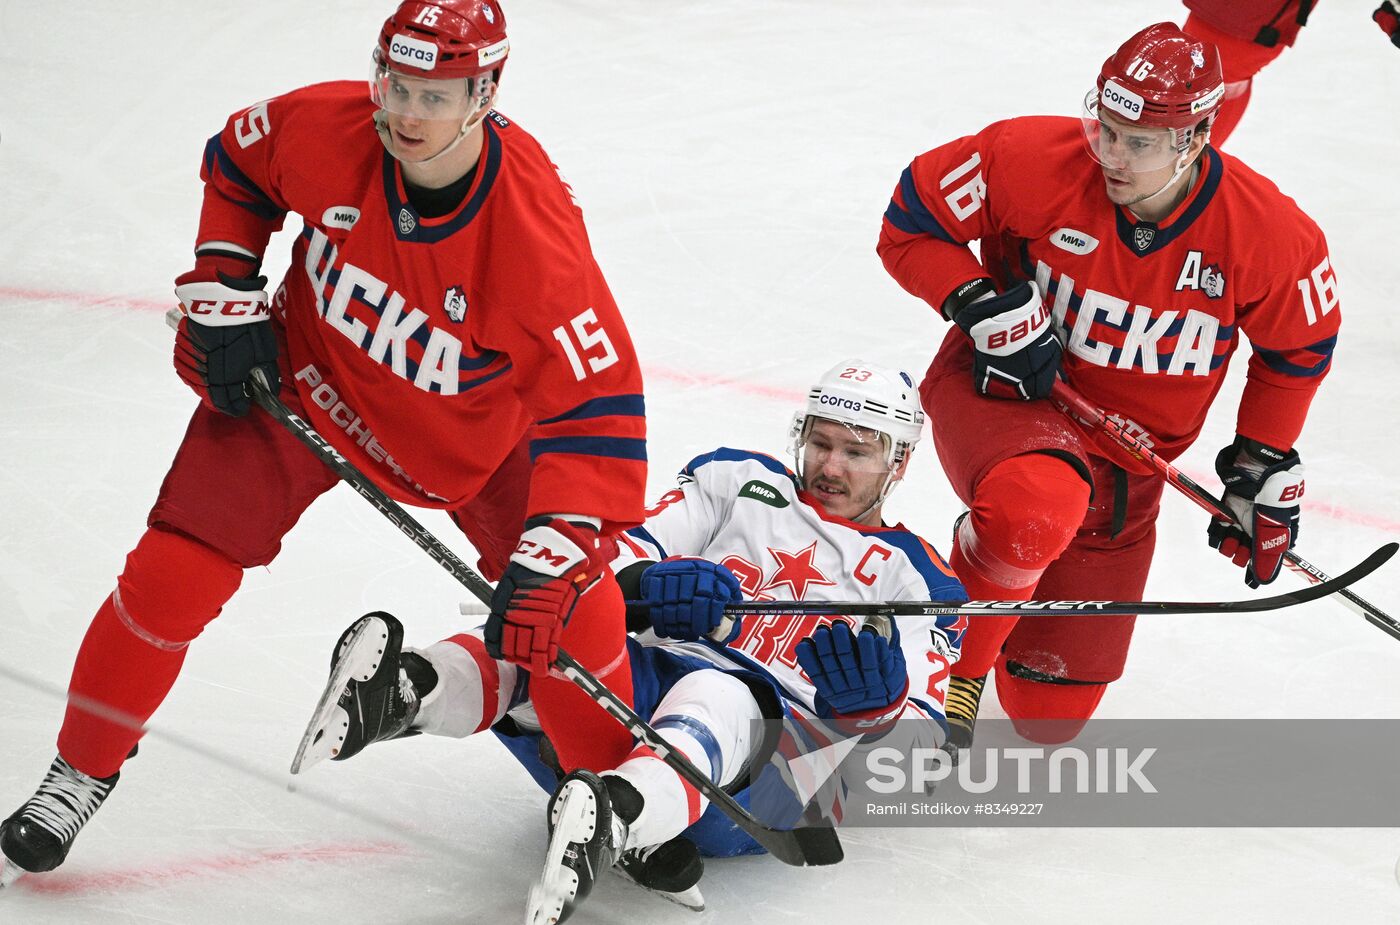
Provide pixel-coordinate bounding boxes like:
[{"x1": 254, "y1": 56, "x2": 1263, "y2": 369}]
[
  {"x1": 375, "y1": 0, "x2": 509, "y2": 81},
  {"x1": 1093, "y1": 22, "x2": 1224, "y2": 131}
]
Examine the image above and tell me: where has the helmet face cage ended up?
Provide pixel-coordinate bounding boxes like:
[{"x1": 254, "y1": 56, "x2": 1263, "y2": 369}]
[{"x1": 788, "y1": 361, "x2": 925, "y2": 515}]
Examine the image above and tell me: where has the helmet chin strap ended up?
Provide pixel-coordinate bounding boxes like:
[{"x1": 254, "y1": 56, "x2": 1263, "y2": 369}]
[
  {"x1": 1129, "y1": 143, "x2": 1203, "y2": 214},
  {"x1": 851, "y1": 471, "x2": 900, "y2": 525}
]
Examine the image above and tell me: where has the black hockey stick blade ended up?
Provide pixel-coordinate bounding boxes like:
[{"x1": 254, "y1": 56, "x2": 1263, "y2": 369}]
[{"x1": 623, "y1": 542, "x2": 1397, "y2": 620}]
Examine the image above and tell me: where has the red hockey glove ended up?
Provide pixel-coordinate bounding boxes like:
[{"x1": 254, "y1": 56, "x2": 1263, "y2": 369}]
[
  {"x1": 173, "y1": 255, "x2": 278, "y2": 417},
  {"x1": 951, "y1": 279, "x2": 1062, "y2": 401},
  {"x1": 1207, "y1": 437, "x2": 1304, "y2": 589},
  {"x1": 486, "y1": 517, "x2": 606, "y2": 675},
  {"x1": 1375, "y1": 2, "x2": 1400, "y2": 49}
]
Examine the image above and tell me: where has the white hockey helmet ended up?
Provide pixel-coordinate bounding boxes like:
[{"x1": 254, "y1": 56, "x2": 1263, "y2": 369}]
[{"x1": 789, "y1": 359, "x2": 925, "y2": 513}]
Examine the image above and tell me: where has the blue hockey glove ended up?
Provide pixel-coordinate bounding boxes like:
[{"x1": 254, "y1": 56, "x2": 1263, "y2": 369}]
[
  {"x1": 639, "y1": 558, "x2": 742, "y2": 643},
  {"x1": 795, "y1": 620, "x2": 909, "y2": 725},
  {"x1": 1207, "y1": 437, "x2": 1304, "y2": 589}
]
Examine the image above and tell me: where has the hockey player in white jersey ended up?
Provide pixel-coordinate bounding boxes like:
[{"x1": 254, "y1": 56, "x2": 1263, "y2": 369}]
[{"x1": 294, "y1": 359, "x2": 966, "y2": 921}]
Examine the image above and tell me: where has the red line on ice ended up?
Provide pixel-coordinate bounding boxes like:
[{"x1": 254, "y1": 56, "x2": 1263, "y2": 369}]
[
  {"x1": 0, "y1": 285, "x2": 169, "y2": 313},
  {"x1": 14, "y1": 841, "x2": 405, "y2": 895}
]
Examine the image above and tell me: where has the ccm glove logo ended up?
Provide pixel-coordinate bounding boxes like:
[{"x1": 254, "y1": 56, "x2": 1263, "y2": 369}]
[
  {"x1": 175, "y1": 279, "x2": 271, "y2": 328},
  {"x1": 185, "y1": 299, "x2": 269, "y2": 320},
  {"x1": 513, "y1": 538, "x2": 574, "y2": 572}
]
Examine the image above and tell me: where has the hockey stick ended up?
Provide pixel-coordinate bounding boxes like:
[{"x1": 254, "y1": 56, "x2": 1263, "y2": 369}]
[
  {"x1": 619, "y1": 542, "x2": 1393, "y2": 620},
  {"x1": 245, "y1": 373, "x2": 842, "y2": 868},
  {"x1": 1049, "y1": 380, "x2": 1400, "y2": 643}
]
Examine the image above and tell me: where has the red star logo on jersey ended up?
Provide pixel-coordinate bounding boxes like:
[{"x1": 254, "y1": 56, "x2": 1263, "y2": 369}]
[{"x1": 761, "y1": 541, "x2": 837, "y2": 600}]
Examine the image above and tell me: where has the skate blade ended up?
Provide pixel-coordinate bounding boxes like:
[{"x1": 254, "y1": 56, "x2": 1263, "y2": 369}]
[
  {"x1": 290, "y1": 618, "x2": 389, "y2": 774},
  {"x1": 524, "y1": 783, "x2": 595, "y2": 925},
  {"x1": 613, "y1": 868, "x2": 705, "y2": 913},
  {"x1": 0, "y1": 856, "x2": 26, "y2": 889}
]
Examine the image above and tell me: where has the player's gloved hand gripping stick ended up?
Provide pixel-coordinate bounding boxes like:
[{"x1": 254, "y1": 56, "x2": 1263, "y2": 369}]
[
  {"x1": 1049, "y1": 379, "x2": 1400, "y2": 643},
  {"x1": 238, "y1": 370, "x2": 842, "y2": 868}
]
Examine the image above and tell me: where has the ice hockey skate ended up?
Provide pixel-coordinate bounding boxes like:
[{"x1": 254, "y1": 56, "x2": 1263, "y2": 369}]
[
  {"x1": 0, "y1": 756, "x2": 121, "y2": 887},
  {"x1": 614, "y1": 834, "x2": 705, "y2": 912},
  {"x1": 942, "y1": 673, "x2": 987, "y2": 765},
  {"x1": 526, "y1": 770, "x2": 643, "y2": 924},
  {"x1": 291, "y1": 612, "x2": 437, "y2": 774}
]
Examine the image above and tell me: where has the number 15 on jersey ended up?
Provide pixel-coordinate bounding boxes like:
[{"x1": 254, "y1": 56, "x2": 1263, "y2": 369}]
[{"x1": 553, "y1": 308, "x2": 619, "y2": 380}]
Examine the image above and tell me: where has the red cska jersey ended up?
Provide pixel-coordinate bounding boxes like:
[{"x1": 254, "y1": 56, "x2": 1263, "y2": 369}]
[
  {"x1": 189, "y1": 82, "x2": 646, "y2": 531},
  {"x1": 878, "y1": 115, "x2": 1339, "y2": 463}
]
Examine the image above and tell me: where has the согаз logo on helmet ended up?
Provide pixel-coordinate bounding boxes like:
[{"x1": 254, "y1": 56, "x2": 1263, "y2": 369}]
[
  {"x1": 389, "y1": 34, "x2": 438, "y2": 69},
  {"x1": 818, "y1": 394, "x2": 862, "y2": 413},
  {"x1": 1100, "y1": 79, "x2": 1144, "y2": 119}
]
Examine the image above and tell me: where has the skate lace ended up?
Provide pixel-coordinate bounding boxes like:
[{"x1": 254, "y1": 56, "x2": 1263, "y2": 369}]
[
  {"x1": 21, "y1": 759, "x2": 114, "y2": 843},
  {"x1": 626, "y1": 842, "x2": 663, "y2": 864}
]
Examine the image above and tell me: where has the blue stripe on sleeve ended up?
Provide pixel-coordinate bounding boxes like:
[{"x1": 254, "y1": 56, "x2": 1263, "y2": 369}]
[
  {"x1": 682, "y1": 447, "x2": 793, "y2": 481},
  {"x1": 203, "y1": 135, "x2": 284, "y2": 221},
  {"x1": 1254, "y1": 336, "x2": 1337, "y2": 378},
  {"x1": 536, "y1": 394, "x2": 646, "y2": 425},
  {"x1": 627, "y1": 526, "x2": 668, "y2": 560},
  {"x1": 883, "y1": 201, "x2": 925, "y2": 236},
  {"x1": 528, "y1": 435, "x2": 647, "y2": 462},
  {"x1": 896, "y1": 166, "x2": 958, "y2": 244}
]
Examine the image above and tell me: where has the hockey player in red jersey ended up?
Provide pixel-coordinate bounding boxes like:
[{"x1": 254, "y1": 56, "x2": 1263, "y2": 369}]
[
  {"x1": 1179, "y1": 0, "x2": 1320, "y2": 146},
  {"x1": 878, "y1": 23, "x2": 1339, "y2": 750},
  {"x1": 1, "y1": 0, "x2": 647, "y2": 887},
  {"x1": 1180, "y1": 1, "x2": 1400, "y2": 147}
]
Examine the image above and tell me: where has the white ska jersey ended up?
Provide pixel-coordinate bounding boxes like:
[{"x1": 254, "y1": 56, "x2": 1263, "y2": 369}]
[{"x1": 613, "y1": 447, "x2": 968, "y2": 730}]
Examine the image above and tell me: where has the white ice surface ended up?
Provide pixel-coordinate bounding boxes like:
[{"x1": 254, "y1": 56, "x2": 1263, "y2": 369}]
[{"x1": 1, "y1": 1, "x2": 1398, "y2": 923}]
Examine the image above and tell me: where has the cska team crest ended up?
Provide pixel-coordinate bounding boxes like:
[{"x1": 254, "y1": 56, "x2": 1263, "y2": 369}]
[
  {"x1": 444, "y1": 285, "x2": 468, "y2": 322},
  {"x1": 1200, "y1": 264, "x2": 1226, "y2": 299}
]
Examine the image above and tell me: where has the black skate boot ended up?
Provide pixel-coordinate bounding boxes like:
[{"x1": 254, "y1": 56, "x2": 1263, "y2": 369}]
[
  {"x1": 290, "y1": 612, "x2": 438, "y2": 773},
  {"x1": 0, "y1": 756, "x2": 120, "y2": 887},
  {"x1": 942, "y1": 673, "x2": 987, "y2": 766},
  {"x1": 615, "y1": 833, "x2": 705, "y2": 912},
  {"x1": 527, "y1": 771, "x2": 643, "y2": 924}
]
